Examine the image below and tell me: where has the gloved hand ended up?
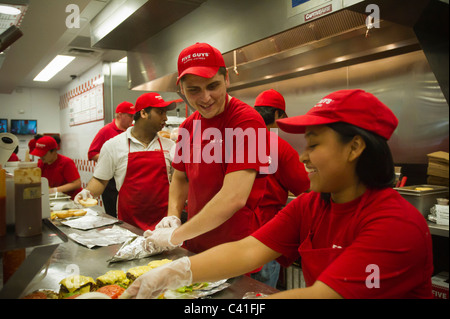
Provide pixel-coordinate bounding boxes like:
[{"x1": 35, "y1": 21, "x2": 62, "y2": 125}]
[
  {"x1": 143, "y1": 227, "x2": 182, "y2": 252},
  {"x1": 155, "y1": 216, "x2": 181, "y2": 229},
  {"x1": 74, "y1": 189, "x2": 93, "y2": 204},
  {"x1": 120, "y1": 257, "x2": 192, "y2": 299}
]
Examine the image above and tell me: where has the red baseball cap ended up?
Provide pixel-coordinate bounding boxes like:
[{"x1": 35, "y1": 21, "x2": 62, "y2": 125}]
[
  {"x1": 177, "y1": 42, "x2": 226, "y2": 84},
  {"x1": 115, "y1": 101, "x2": 134, "y2": 114},
  {"x1": 134, "y1": 93, "x2": 177, "y2": 113},
  {"x1": 254, "y1": 89, "x2": 286, "y2": 112},
  {"x1": 276, "y1": 89, "x2": 398, "y2": 140},
  {"x1": 30, "y1": 136, "x2": 58, "y2": 157}
]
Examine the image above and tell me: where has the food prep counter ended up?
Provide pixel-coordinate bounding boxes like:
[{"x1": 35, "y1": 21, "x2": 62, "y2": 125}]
[{"x1": 5, "y1": 207, "x2": 279, "y2": 299}]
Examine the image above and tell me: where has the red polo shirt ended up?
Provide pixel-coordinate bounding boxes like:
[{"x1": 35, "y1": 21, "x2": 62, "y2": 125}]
[
  {"x1": 88, "y1": 120, "x2": 125, "y2": 160},
  {"x1": 38, "y1": 154, "x2": 82, "y2": 199}
]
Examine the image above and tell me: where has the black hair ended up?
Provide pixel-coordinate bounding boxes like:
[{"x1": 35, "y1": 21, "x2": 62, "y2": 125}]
[
  {"x1": 133, "y1": 106, "x2": 152, "y2": 122},
  {"x1": 320, "y1": 122, "x2": 395, "y2": 202},
  {"x1": 254, "y1": 106, "x2": 287, "y2": 126}
]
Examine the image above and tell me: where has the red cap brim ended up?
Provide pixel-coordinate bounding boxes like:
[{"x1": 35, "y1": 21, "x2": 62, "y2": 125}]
[
  {"x1": 276, "y1": 115, "x2": 339, "y2": 134},
  {"x1": 176, "y1": 66, "x2": 220, "y2": 84},
  {"x1": 30, "y1": 148, "x2": 48, "y2": 157}
]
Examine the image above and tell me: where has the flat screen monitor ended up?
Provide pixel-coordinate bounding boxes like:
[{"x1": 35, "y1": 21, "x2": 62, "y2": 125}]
[
  {"x1": 10, "y1": 119, "x2": 37, "y2": 135},
  {"x1": 0, "y1": 119, "x2": 7, "y2": 133}
]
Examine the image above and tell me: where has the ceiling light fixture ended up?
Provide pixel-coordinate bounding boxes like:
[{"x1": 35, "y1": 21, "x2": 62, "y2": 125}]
[
  {"x1": 0, "y1": 5, "x2": 21, "y2": 15},
  {"x1": 33, "y1": 55, "x2": 75, "y2": 82}
]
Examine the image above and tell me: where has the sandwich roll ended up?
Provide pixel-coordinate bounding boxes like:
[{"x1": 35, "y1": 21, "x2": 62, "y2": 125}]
[{"x1": 79, "y1": 198, "x2": 98, "y2": 207}]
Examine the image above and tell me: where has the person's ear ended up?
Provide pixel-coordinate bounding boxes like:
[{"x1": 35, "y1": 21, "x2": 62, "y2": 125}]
[{"x1": 348, "y1": 135, "x2": 366, "y2": 162}]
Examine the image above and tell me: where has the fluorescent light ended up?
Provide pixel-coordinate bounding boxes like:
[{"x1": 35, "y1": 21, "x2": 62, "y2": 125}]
[
  {"x1": 33, "y1": 55, "x2": 76, "y2": 82},
  {"x1": 0, "y1": 5, "x2": 21, "y2": 15}
]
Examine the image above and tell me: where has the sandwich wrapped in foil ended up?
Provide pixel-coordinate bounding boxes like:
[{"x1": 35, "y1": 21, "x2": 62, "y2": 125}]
[{"x1": 107, "y1": 236, "x2": 167, "y2": 263}]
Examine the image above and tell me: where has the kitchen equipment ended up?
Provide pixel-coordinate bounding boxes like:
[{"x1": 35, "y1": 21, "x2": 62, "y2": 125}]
[
  {"x1": 394, "y1": 184, "x2": 449, "y2": 217},
  {"x1": 0, "y1": 133, "x2": 19, "y2": 167},
  {"x1": 14, "y1": 162, "x2": 42, "y2": 237}
]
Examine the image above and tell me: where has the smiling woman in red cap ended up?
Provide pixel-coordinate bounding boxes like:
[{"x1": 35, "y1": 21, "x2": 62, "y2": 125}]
[
  {"x1": 30, "y1": 136, "x2": 82, "y2": 199},
  {"x1": 123, "y1": 89, "x2": 433, "y2": 299},
  {"x1": 75, "y1": 93, "x2": 177, "y2": 231}
]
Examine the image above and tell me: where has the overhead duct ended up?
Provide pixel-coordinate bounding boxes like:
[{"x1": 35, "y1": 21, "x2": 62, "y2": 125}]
[
  {"x1": 125, "y1": 0, "x2": 447, "y2": 104},
  {"x1": 130, "y1": 8, "x2": 420, "y2": 93},
  {"x1": 90, "y1": 0, "x2": 208, "y2": 51}
]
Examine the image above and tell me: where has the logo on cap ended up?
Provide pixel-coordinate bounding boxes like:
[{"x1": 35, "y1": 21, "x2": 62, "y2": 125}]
[{"x1": 315, "y1": 98, "x2": 333, "y2": 107}]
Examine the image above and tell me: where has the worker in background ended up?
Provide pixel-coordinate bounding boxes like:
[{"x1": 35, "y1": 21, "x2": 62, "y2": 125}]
[
  {"x1": 8, "y1": 146, "x2": 20, "y2": 162},
  {"x1": 252, "y1": 89, "x2": 310, "y2": 287},
  {"x1": 87, "y1": 101, "x2": 135, "y2": 217},
  {"x1": 31, "y1": 136, "x2": 82, "y2": 199},
  {"x1": 75, "y1": 93, "x2": 177, "y2": 231}
]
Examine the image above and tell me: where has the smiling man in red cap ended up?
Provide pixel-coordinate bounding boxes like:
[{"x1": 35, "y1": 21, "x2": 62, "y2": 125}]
[
  {"x1": 31, "y1": 136, "x2": 82, "y2": 199},
  {"x1": 75, "y1": 93, "x2": 178, "y2": 230},
  {"x1": 143, "y1": 43, "x2": 270, "y2": 266},
  {"x1": 87, "y1": 101, "x2": 135, "y2": 217}
]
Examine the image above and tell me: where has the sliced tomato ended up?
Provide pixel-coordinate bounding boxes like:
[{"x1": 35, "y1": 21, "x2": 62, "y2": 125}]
[{"x1": 96, "y1": 285, "x2": 125, "y2": 299}]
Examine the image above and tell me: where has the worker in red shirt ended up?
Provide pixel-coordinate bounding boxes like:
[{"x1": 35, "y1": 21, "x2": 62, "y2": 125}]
[
  {"x1": 31, "y1": 136, "x2": 82, "y2": 200},
  {"x1": 252, "y1": 89, "x2": 310, "y2": 287},
  {"x1": 8, "y1": 146, "x2": 20, "y2": 162},
  {"x1": 87, "y1": 101, "x2": 134, "y2": 217},
  {"x1": 144, "y1": 43, "x2": 270, "y2": 256},
  {"x1": 124, "y1": 89, "x2": 433, "y2": 299}
]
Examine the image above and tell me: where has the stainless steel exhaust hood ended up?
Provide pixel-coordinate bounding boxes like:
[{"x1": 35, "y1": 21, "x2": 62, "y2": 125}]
[
  {"x1": 129, "y1": 8, "x2": 420, "y2": 93},
  {"x1": 91, "y1": 0, "x2": 447, "y2": 104}
]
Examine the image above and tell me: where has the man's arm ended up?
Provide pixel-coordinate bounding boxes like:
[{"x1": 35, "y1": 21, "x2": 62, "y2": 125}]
[
  {"x1": 85, "y1": 177, "x2": 109, "y2": 197},
  {"x1": 167, "y1": 169, "x2": 189, "y2": 219},
  {"x1": 170, "y1": 169, "x2": 257, "y2": 245}
]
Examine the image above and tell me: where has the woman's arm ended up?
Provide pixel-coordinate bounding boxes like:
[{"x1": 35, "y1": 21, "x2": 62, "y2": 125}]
[{"x1": 190, "y1": 236, "x2": 281, "y2": 283}]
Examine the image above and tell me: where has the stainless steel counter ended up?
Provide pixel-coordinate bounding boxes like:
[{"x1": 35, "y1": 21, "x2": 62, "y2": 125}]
[{"x1": 20, "y1": 211, "x2": 279, "y2": 299}]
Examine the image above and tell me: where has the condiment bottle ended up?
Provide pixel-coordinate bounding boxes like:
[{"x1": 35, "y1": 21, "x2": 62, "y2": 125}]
[
  {"x1": 14, "y1": 162, "x2": 42, "y2": 237},
  {"x1": 0, "y1": 164, "x2": 6, "y2": 237}
]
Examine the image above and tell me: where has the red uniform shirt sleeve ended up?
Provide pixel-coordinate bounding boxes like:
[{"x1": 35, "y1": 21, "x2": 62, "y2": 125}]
[
  {"x1": 274, "y1": 135, "x2": 309, "y2": 196},
  {"x1": 88, "y1": 122, "x2": 122, "y2": 160}
]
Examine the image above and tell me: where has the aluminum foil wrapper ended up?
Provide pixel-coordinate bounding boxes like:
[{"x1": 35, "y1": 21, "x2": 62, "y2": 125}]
[
  {"x1": 163, "y1": 280, "x2": 230, "y2": 299},
  {"x1": 107, "y1": 236, "x2": 167, "y2": 263},
  {"x1": 68, "y1": 225, "x2": 136, "y2": 249},
  {"x1": 61, "y1": 215, "x2": 117, "y2": 230}
]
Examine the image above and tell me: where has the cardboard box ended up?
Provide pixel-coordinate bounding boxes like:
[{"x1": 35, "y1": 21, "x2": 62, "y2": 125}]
[{"x1": 432, "y1": 272, "x2": 449, "y2": 299}]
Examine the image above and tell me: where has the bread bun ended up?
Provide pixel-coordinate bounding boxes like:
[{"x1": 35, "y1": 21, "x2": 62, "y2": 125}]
[
  {"x1": 79, "y1": 198, "x2": 98, "y2": 207},
  {"x1": 51, "y1": 209, "x2": 87, "y2": 219},
  {"x1": 158, "y1": 131, "x2": 171, "y2": 139}
]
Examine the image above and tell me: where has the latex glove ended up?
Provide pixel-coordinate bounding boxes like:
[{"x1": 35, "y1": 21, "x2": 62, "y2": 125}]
[
  {"x1": 155, "y1": 216, "x2": 181, "y2": 229},
  {"x1": 143, "y1": 227, "x2": 181, "y2": 252},
  {"x1": 74, "y1": 189, "x2": 93, "y2": 204},
  {"x1": 121, "y1": 257, "x2": 192, "y2": 299}
]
